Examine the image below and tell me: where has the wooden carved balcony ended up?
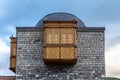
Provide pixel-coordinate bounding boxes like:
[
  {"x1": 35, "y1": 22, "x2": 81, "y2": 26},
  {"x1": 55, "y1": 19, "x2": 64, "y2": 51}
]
[
  {"x1": 43, "y1": 21, "x2": 77, "y2": 65},
  {"x1": 44, "y1": 46, "x2": 77, "y2": 65},
  {"x1": 9, "y1": 36, "x2": 16, "y2": 73}
]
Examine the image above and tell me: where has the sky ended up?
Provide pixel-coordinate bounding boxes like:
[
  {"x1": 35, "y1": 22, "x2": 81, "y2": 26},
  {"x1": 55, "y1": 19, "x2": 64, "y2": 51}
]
[{"x1": 0, "y1": 0, "x2": 120, "y2": 78}]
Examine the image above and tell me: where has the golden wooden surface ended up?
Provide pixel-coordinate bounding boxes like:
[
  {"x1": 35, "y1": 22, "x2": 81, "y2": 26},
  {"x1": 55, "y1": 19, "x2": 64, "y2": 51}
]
[
  {"x1": 10, "y1": 38, "x2": 16, "y2": 57},
  {"x1": 45, "y1": 47, "x2": 60, "y2": 59},
  {"x1": 44, "y1": 22, "x2": 77, "y2": 64},
  {"x1": 10, "y1": 58, "x2": 16, "y2": 68},
  {"x1": 45, "y1": 28, "x2": 75, "y2": 44},
  {"x1": 61, "y1": 28, "x2": 74, "y2": 44},
  {"x1": 46, "y1": 28, "x2": 59, "y2": 44},
  {"x1": 10, "y1": 37, "x2": 16, "y2": 73},
  {"x1": 11, "y1": 44, "x2": 16, "y2": 56},
  {"x1": 61, "y1": 47, "x2": 75, "y2": 59}
]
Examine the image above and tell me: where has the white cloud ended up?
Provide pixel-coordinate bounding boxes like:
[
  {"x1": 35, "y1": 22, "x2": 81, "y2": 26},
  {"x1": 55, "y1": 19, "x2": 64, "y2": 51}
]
[
  {"x1": 106, "y1": 44, "x2": 120, "y2": 78},
  {"x1": 0, "y1": 38, "x2": 15, "y2": 75},
  {"x1": 105, "y1": 23, "x2": 120, "y2": 78},
  {"x1": 0, "y1": 39, "x2": 9, "y2": 54},
  {"x1": 105, "y1": 23, "x2": 120, "y2": 50},
  {"x1": 105, "y1": 24, "x2": 120, "y2": 38},
  {"x1": 0, "y1": 65, "x2": 15, "y2": 76},
  {"x1": 0, "y1": 38, "x2": 9, "y2": 65}
]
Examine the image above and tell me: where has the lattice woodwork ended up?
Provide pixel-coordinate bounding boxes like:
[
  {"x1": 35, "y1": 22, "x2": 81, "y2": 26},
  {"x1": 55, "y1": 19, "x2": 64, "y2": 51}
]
[
  {"x1": 46, "y1": 28, "x2": 59, "y2": 44},
  {"x1": 45, "y1": 47, "x2": 60, "y2": 59},
  {"x1": 44, "y1": 22, "x2": 77, "y2": 64},
  {"x1": 61, "y1": 47, "x2": 75, "y2": 59},
  {"x1": 61, "y1": 28, "x2": 74, "y2": 44},
  {"x1": 11, "y1": 44, "x2": 16, "y2": 56}
]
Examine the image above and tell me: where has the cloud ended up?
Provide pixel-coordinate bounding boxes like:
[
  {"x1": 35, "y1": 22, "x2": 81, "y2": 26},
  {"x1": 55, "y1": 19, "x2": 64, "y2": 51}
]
[
  {"x1": 0, "y1": 39, "x2": 9, "y2": 54},
  {"x1": 0, "y1": 38, "x2": 15, "y2": 75},
  {"x1": 106, "y1": 44, "x2": 120, "y2": 78},
  {"x1": 105, "y1": 23, "x2": 120, "y2": 78},
  {"x1": 105, "y1": 23, "x2": 120, "y2": 50},
  {"x1": 0, "y1": 64, "x2": 15, "y2": 76},
  {"x1": 0, "y1": 38, "x2": 10, "y2": 66}
]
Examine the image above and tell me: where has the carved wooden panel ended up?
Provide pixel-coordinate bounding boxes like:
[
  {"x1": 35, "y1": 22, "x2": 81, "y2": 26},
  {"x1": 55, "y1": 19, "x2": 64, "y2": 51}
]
[
  {"x1": 10, "y1": 58, "x2": 16, "y2": 68},
  {"x1": 46, "y1": 28, "x2": 59, "y2": 44},
  {"x1": 61, "y1": 28, "x2": 74, "y2": 44},
  {"x1": 61, "y1": 47, "x2": 75, "y2": 59},
  {"x1": 11, "y1": 44, "x2": 16, "y2": 56},
  {"x1": 44, "y1": 22, "x2": 77, "y2": 64},
  {"x1": 45, "y1": 47, "x2": 60, "y2": 59}
]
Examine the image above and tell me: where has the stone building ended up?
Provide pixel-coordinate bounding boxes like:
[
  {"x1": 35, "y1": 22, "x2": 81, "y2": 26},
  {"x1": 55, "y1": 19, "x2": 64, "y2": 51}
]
[{"x1": 10, "y1": 12, "x2": 105, "y2": 80}]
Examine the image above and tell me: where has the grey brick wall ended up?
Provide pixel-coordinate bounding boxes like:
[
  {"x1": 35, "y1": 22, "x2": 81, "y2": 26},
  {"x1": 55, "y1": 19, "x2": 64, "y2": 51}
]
[
  {"x1": 76, "y1": 31, "x2": 105, "y2": 80},
  {"x1": 16, "y1": 28, "x2": 105, "y2": 80},
  {"x1": 16, "y1": 29, "x2": 44, "y2": 80}
]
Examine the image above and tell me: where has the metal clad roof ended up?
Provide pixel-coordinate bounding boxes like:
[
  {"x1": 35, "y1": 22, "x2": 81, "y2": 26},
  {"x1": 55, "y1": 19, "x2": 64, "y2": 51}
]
[{"x1": 36, "y1": 12, "x2": 86, "y2": 28}]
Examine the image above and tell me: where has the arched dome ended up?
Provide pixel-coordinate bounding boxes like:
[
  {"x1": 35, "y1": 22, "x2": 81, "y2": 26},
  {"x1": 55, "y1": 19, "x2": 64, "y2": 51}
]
[{"x1": 36, "y1": 12, "x2": 86, "y2": 28}]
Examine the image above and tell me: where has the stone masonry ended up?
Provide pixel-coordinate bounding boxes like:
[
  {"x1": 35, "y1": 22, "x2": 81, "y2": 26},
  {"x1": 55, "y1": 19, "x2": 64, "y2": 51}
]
[{"x1": 16, "y1": 27, "x2": 105, "y2": 80}]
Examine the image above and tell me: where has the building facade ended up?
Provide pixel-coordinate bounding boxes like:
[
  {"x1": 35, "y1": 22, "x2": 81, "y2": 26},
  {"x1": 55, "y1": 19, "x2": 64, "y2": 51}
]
[{"x1": 10, "y1": 12, "x2": 105, "y2": 80}]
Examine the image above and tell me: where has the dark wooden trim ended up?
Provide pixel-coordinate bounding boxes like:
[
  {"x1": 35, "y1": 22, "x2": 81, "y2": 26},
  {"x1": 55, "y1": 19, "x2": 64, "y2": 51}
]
[
  {"x1": 10, "y1": 37, "x2": 16, "y2": 39},
  {"x1": 44, "y1": 28, "x2": 47, "y2": 46},
  {"x1": 43, "y1": 20, "x2": 77, "y2": 24},
  {"x1": 16, "y1": 27, "x2": 43, "y2": 32},
  {"x1": 9, "y1": 67, "x2": 16, "y2": 73},
  {"x1": 43, "y1": 58, "x2": 77, "y2": 65},
  {"x1": 10, "y1": 56, "x2": 16, "y2": 58},
  {"x1": 59, "y1": 28, "x2": 61, "y2": 58},
  {"x1": 77, "y1": 27, "x2": 105, "y2": 32},
  {"x1": 44, "y1": 26, "x2": 76, "y2": 29},
  {"x1": 44, "y1": 44, "x2": 77, "y2": 47}
]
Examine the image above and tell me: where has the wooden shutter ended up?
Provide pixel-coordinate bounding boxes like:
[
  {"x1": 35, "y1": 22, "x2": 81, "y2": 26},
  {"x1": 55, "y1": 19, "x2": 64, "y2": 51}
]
[{"x1": 44, "y1": 22, "x2": 77, "y2": 64}]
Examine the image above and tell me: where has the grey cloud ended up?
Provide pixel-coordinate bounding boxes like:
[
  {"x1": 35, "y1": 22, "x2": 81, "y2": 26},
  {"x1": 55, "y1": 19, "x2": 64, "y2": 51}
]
[
  {"x1": 0, "y1": 62, "x2": 7, "y2": 71},
  {"x1": 105, "y1": 33, "x2": 120, "y2": 52}
]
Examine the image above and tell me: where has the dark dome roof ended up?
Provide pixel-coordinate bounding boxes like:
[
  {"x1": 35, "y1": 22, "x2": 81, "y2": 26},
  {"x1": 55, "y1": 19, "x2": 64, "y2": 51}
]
[{"x1": 36, "y1": 12, "x2": 86, "y2": 27}]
